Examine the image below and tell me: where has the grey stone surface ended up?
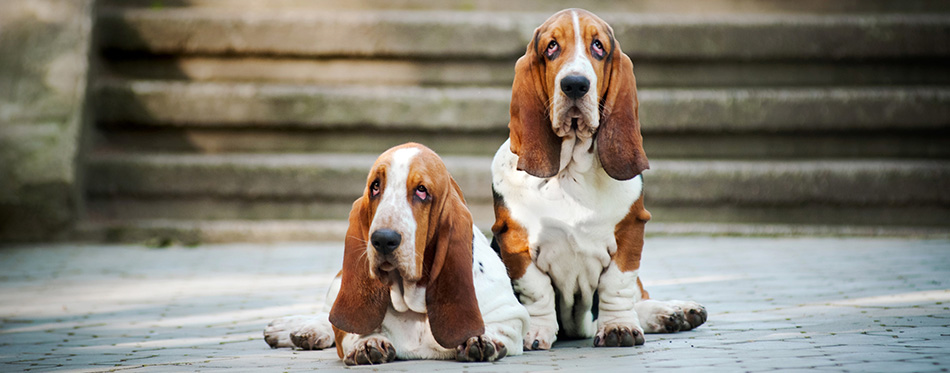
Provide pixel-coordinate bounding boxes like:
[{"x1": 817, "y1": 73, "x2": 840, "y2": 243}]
[
  {"x1": 83, "y1": 152, "x2": 950, "y2": 207},
  {"x1": 73, "y1": 219, "x2": 950, "y2": 247},
  {"x1": 92, "y1": 126, "x2": 950, "y2": 160},
  {"x1": 97, "y1": 9, "x2": 950, "y2": 59},
  {"x1": 97, "y1": 0, "x2": 950, "y2": 13},
  {"x1": 95, "y1": 81, "x2": 950, "y2": 132},
  {"x1": 0, "y1": 237, "x2": 948, "y2": 372},
  {"x1": 104, "y1": 56, "x2": 950, "y2": 88},
  {"x1": 0, "y1": 0, "x2": 94, "y2": 242}
]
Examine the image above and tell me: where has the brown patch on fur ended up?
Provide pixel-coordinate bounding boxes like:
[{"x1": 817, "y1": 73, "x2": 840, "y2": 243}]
[
  {"x1": 404, "y1": 144, "x2": 486, "y2": 349},
  {"x1": 509, "y1": 37, "x2": 562, "y2": 178},
  {"x1": 328, "y1": 198, "x2": 390, "y2": 335},
  {"x1": 491, "y1": 194, "x2": 532, "y2": 280},
  {"x1": 596, "y1": 46, "x2": 649, "y2": 180},
  {"x1": 613, "y1": 193, "x2": 650, "y2": 273},
  {"x1": 419, "y1": 159, "x2": 485, "y2": 348},
  {"x1": 332, "y1": 325, "x2": 347, "y2": 359}
]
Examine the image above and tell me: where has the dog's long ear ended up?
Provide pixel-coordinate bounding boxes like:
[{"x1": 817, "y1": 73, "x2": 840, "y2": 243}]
[
  {"x1": 509, "y1": 29, "x2": 562, "y2": 178},
  {"x1": 329, "y1": 198, "x2": 390, "y2": 335},
  {"x1": 424, "y1": 178, "x2": 485, "y2": 349},
  {"x1": 597, "y1": 47, "x2": 649, "y2": 180}
]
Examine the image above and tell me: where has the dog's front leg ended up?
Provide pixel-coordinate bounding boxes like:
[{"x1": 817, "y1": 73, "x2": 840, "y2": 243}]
[
  {"x1": 594, "y1": 261, "x2": 645, "y2": 346},
  {"x1": 512, "y1": 263, "x2": 559, "y2": 350}
]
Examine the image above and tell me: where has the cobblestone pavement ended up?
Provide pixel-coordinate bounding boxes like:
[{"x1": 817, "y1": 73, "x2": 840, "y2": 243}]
[{"x1": 1, "y1": 237, "x2": 948, "y2": 372}]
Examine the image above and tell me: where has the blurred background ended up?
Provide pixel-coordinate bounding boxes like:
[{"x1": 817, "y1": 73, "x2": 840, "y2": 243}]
[{"x1": 1, "y1": 0, "x2": 948, "y2": 244}]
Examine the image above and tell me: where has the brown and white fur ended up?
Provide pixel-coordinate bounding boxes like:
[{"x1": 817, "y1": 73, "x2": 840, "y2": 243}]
[
  {"x1": 491, "y1": 9, "x2": 707, "y2": 350},
  {"x1": 265, "y1": 143, "x2": 528, "y2": 365}
]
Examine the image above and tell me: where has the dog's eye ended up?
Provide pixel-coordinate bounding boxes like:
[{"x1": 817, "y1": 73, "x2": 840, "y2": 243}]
[
  {"x1": 371, "y1": 180, "x2": 380, "y2": 196},
  {"x1": 591, "y1": 39, "x2": 604, "y2": 58},
  {"x1": 415, "y1": 185, "x2": 428, "y2": 200},
  {"x1": 546, "y1": 40, "x2": 559, "y2": 57}
]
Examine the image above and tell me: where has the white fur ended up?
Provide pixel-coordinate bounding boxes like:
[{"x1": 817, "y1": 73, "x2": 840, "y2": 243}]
[
  {"x1": 512, "y1": 264, "x2": 559, "y2": 349},
  {"x1": 493, "y1": 135, "x2": 644, "y2": 345},
  {"x1": 265, "y1": 225, "x2": 528, "y2": 361},
  {"x1": 635, "y1": 299, "x2": 707, "y2": 334},
  {"x1": 597, "y1": 263, "x2": 643, "y2": 330}
]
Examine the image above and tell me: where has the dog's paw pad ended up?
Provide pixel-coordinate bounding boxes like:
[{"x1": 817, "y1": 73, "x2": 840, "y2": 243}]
[
  {"x1": 344, "y1": 337, "x2": 396, "y2": 366},
  {"x1": 456, "y1": 335, "x2": 507, "y2": 362},
  {"x1": 289, "y1": 327, "x2": 333, "y2": 350},
  {"x1": 594, "y1": 325, "x2": 644, "y2": 347}
]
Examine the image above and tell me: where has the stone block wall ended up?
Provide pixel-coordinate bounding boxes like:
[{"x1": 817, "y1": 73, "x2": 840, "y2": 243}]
[{"x1": 0, "y1": 0, "x2": 94, "y2": 242}]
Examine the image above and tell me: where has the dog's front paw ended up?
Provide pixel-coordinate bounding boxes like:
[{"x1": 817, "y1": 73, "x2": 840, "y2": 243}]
[
  {"x1": 263, "y1": 319, "x2": 290, "y2": 348},
  {"x1": 523, "y1": 322, "x2": 557, "y2": 350},
  {"x1": 264, "y1": 315, "x2": 328, "y2": 349},
  {"x1": 456, "y1": 335, "x2": 508, "y2": 362},
  {"x1": 637, "y1": 300, "x2": 688, "y2": 333},
  {"x1": 289, "y1": 324, "x2": 334, "y2": 350},
  {"x1": 593, "y1": 324, "x2": 644, "y2": 347},
  {"x1": 343, "y1": 337, "x2": 396, "y2": 366},
  {"x1": 674, "y1": 301, "x2": 708, "y2": 330},
  {"x1": 637, "y1": 299, "x2": 708, "y2": 333}
]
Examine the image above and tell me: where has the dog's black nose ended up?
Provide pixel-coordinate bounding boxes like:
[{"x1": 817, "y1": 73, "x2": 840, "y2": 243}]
[
  {"x1": 371, "y1": 229, "x2": 401, "y2": 255},
  {"x1": 560, "y1": 75, "x2": 590, "y2": 100}
]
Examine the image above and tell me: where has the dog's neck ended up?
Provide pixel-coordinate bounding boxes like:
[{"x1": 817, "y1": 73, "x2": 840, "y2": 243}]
[
  {"x1": 390, "y1": 277, "x2": 426, "y2": 314},
  {"x1": 532, "y1": 134, "x2": 603, "y2": 204},
  {"x1": 556, "y1": 133, "x2": 598, "y2": 177}
]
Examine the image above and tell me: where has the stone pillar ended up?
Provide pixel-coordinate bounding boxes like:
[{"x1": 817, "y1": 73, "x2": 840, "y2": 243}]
[{"x1": 0, "y1": 0, "x2": 95, "y2": 242}]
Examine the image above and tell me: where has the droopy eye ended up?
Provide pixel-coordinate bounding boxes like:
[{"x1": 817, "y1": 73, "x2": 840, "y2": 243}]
[
  {"x1": 370, "y1": 180, "x2": 380, "y2": 196},
  {"x1": 546, "y1": 40, "x2": 559, "y2": 57},
  {"x1": 415, "y1": 185, "x2": 428, "y2": 200},
  {"x1": 591, "y1": 39, "x2": 604, "y2": 58}
]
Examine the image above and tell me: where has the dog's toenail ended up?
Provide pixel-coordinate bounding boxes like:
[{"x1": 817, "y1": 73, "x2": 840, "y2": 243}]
[{"x1": 532, "y1": 340, "x2": 540, "y2": 349}]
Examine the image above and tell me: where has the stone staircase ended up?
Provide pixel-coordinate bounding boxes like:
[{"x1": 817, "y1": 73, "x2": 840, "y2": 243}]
[{"x1": 78, "y1": 0, "x2": 950, "y2": 243}]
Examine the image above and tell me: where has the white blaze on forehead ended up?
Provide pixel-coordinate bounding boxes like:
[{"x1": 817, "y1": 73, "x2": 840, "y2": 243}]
[
  {"x1": 368, "y1": 146, "x2": 421, "y2": 277},
  {"x1": 572, "y1": 10, "x2": 583, "y2": 57},
  {"x1": 551, "y1": 9, "x2": 599, "y2": 140},
  {"x1": 389, "y1": 147, "x2": 422, "y2": 188},
  {"x1": 564, "y1": 10, "x2": 592, "y2": 71},
  {"x1": 376, "y1": 146, "x2": 421, "y2": 227}
]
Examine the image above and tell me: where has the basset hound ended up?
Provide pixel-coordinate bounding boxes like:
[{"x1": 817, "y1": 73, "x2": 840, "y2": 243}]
[
  {"x1": 490, "y1": 9, "x2": 707, "y2": 350},
  {"x1": 264, "y1": 143, "x2": 528, "y2": 365}
]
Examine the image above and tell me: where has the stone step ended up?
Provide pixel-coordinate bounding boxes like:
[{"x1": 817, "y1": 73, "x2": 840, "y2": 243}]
[
  {"x1": 103, "y1": 56, "x2": 950, "y2": 88},
  {"x1": 84, "y1": 152, "x2": 950, "y2": 207},
  {"x1": 83, "y1": 198, "x2": 497, "y2": 233},
  {"x1": 72, "y1": 218, "x2": 950, "y2": 245},
  {"x1": 93, "y1": 126, "x2": 950, "y2": 159},
  {"x1": 99, "y1": 0, "x2": 950, "y2": 14},
  {"x1": 98, "y1": 9, "x2": 950, "y2": 60},
  {"x1": 83, "y1": 197, "x2": 950, "y2": 230},
  {"x1": 96, "y1": 80, "x2": 950, "y2": 133}
]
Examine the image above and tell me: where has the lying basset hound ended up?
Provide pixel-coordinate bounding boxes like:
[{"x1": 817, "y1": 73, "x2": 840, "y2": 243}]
[
  {"x1": 491, "y1": 9, "x2": 707, "y2": 350},
  {"x1": 264, "y1": 143, "x2": 528, "y2": 365}
]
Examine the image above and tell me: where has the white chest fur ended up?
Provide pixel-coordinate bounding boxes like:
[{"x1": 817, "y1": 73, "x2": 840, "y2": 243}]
[
  {"x1": 491, "y1": 138, "x2": 643, "y2": 337},
  {"x1": 492, "y1": 138, "x2": 642, "y2": 261}
]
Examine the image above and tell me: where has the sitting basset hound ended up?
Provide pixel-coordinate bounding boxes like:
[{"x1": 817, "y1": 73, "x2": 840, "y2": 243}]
[
  {"x1": 490, "y1": 9, "x2": 707, "y2": 350},
  {"x1": 264, "y1": 143, "x2": 528, "y2": 365}
]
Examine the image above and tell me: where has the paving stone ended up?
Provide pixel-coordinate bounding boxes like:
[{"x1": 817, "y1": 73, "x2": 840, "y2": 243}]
[{"x1": 1, "y1": 237, "x2": 948, "y2": 372}]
